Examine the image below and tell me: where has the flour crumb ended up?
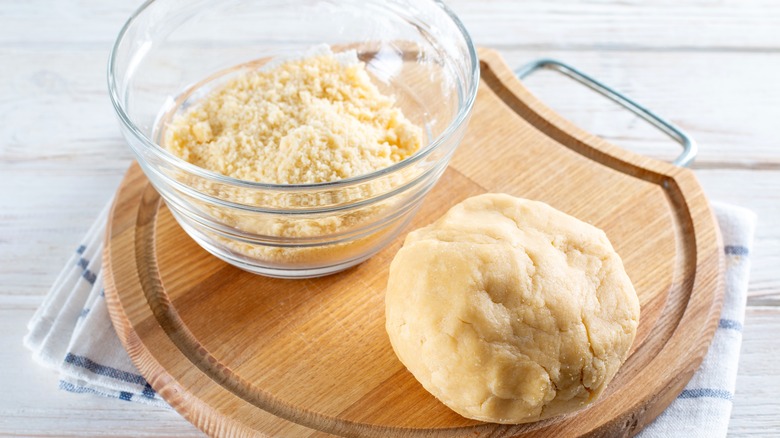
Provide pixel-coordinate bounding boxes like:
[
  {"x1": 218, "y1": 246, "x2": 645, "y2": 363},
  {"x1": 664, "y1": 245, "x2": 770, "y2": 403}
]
[{"x1": 164, "y1": 48, "x2": 422, "y2": 184}]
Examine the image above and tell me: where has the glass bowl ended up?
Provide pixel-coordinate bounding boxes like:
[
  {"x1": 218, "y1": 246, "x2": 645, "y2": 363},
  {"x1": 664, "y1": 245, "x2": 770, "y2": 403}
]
[{"x1": 108, "y1": 0, "x2": 479, "y2": 278}]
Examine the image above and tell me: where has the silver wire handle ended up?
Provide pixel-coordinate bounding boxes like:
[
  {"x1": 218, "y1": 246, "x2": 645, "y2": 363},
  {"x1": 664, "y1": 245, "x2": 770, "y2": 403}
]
[{"x1": 515, "y1": 58, "x2": 697, "y2": 168}]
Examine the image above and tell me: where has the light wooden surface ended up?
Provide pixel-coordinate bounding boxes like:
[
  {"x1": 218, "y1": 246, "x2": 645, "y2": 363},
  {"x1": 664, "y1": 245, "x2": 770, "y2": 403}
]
[
  {"x1": 0, "y1": 1, "x2": 777, "y2": 436},
  {"x1": 102, "y1": 49, "x2": 723, "y2": 437}
]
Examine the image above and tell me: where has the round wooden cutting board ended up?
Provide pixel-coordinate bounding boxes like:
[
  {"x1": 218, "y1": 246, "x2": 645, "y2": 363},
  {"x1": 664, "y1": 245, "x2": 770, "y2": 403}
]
[{"x1": 103, "y1": 49, "x2": 724, "y2": 437}]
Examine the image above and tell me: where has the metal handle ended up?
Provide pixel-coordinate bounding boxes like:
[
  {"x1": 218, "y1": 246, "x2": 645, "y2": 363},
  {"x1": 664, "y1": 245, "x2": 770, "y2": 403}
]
[{"x1": 515, "y1": 58, "x2": 697, "y2": 167}]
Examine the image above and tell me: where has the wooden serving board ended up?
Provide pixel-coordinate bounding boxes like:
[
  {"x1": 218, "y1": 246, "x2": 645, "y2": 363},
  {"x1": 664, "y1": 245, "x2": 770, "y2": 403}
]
[{"x1": 103, "y1": 49, "x2": 723, "y2": 437}]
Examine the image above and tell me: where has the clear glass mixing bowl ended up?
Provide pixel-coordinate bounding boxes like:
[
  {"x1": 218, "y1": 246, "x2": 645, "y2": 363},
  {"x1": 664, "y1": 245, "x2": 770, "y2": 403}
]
[{"x1": 108, "y1": 0, "x2": 479, "y2": 278}]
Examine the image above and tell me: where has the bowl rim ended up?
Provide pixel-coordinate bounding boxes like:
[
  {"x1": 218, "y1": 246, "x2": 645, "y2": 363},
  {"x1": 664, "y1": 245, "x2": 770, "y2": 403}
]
[{"x1": 107, "y1": 0, "x2": 480, "y2": 192}]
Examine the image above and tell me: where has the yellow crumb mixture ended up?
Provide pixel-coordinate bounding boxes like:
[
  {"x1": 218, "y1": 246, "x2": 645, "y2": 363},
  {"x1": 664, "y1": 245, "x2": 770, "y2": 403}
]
[{"x1": 164, "y1": 53, "x2": 422, "y2": 184}]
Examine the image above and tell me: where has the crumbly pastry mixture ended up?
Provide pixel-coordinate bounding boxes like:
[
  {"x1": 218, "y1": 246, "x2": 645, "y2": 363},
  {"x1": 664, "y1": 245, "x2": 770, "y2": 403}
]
[
  {"x1": 385, "y1": 194, "x2": 640, "y2": 424},
  {"x1": 164, "y1": 51, "x2": 422, "y2": 184}
]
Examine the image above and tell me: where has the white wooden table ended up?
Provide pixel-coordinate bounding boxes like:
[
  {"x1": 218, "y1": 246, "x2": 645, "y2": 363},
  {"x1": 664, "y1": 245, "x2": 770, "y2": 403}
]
[{"x1": 1, "y1": 1, "x2": 778, "y2": 436}]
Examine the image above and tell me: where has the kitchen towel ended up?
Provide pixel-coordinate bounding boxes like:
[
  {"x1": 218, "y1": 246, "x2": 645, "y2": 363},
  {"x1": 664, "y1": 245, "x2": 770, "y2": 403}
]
[
  {"x1": 24, "y1": 200, "x2": 756, "y2": 436},
  {"x1": 23, "y1": 199, "x2": 166, "y2": 407},
  {"x1": 638, "y1": 202, "x2": 756, "y2": 437}
]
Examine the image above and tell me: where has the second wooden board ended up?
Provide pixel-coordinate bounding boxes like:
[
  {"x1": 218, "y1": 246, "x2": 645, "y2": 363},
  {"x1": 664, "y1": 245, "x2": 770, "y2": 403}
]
[{"x1": 103, "y1": 49, "x2": 724, "y2": 437}]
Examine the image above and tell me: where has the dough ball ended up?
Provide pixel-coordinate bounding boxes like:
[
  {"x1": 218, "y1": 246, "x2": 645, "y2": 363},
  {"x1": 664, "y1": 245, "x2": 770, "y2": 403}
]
[{"x1": 385, "y1": 194, "x2": 640, "y2": 424}]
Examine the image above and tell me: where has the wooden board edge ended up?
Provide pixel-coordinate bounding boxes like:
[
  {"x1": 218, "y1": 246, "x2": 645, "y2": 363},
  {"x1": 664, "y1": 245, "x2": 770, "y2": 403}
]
[
  {"x1": 102, "y1": 163, "x2": 267, "y2": 438},
  {"x1": 475, "y1": 48, "x2": 727, "y2": 436},
  {"x1": 102, "y1": 49, "x2": 728, "y2": 437}
]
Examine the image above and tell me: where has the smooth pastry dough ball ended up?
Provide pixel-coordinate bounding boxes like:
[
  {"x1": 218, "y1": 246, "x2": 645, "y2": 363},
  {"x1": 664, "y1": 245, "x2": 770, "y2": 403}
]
[{"x1": 385, "y1": 193, "x2": 640, "y2": 424}]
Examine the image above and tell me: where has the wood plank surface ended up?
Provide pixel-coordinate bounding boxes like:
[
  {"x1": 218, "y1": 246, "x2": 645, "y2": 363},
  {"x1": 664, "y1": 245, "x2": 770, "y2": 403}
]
[
  {"x1": 730, "y1": 307, "x2": 780, "y2": 435},
  {"x1": 1, "y1": 0, "x2": 778, "y2": 436},
  {"x1": 4, "y1": 1, "x2": 780, "y2": 50},
  {"x1": 447, "y1": 0, "x2": 780, "y2": 51}
]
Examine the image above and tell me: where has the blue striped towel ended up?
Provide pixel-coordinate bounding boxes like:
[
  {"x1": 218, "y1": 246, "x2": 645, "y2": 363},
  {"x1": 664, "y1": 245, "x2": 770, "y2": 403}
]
[
  {"x1": 639, "y1": 202, "x2": 756, "y2": 437},
  {"x1": 23, "y1": 200, "x2": 756, "y2": 436},
  {"x1": 23, "y1": 200, "x2": 165, "y2": 407}
]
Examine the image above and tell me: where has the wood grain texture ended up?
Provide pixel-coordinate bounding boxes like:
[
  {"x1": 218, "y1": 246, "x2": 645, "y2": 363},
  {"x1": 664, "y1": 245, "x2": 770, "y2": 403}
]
[
  {"x1": 3, "y1": 0, "x2": 779, "y2": 436},
  {"x1": 101, "y1": 50, "x2": 724, "y2": 437},
  {"x1": 730, "y1": 307, "x2": 780, "y2": 435},
  {"x1": 491, "y1": 50, "x2": 780, "y2": 168},
  {"x1": 446, "y1": 0, "x2": 780, "y2": 51},
  {"x1": 0, "y1": 301, "x2": 202, "y2": 437},
  {"x1": 5, "y1": 0, "x2": 780, "y2": 50}
]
